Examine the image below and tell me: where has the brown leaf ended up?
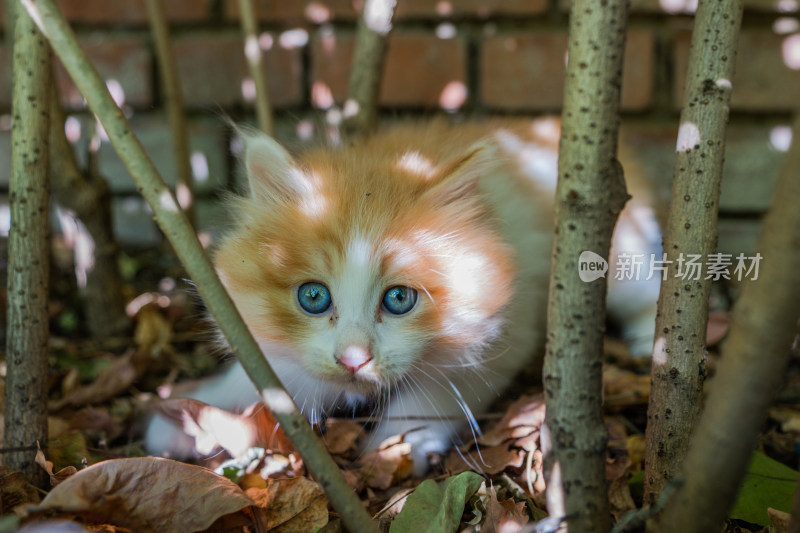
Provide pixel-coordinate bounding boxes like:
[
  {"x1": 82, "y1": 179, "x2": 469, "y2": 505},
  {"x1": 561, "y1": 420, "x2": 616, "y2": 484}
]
[
  {"x1": 481, "y1": 484, "x2": 529, "y2": 533},
  {"x1": 246, "y1": 477, "x2": 328, "y2": 532},
  {"x1": 445, "y1": 443, "x2": 526, "y2": 476},
  {"x1": 374, "y1": 487, "x2": 416, "y2": 522},
  {"x1": 444, "y1": 396, "x2": 545, "y2": 477},
  {"x1": 51, "y1": 349, "x2": 154, "y2": 409},
  {"x1": 32, "y1": 457, "x2": 258, "y2": 533},
  {"x1": 68, "y1": 407, "x2": 124, "y2": 441},
  {"x1": 768, "y1": 507, "x2": 791, "y2": 533},
  {"x1": 134, "y1": 303, "x2": 173, "y2": 355},
  {"x1": 478, "y1": 395, "x2": 546, "y2": 447},
  {"x1": 35, "y1": 446, "x2": 78, "y2": 487},
  {"x1": 0, "y1": 465, "x2": 41, "y2": 511},
  {"x1": 356, "y1": 439, "x2": 413, "y2": 490},
  {"x1": 154, "y1": 399, "x2": 293, "y2": 458},
  {"x1": 322, "y1": 419, "x2": 365, "y2": 456},
  {"x1": 606, "y1": 456, "x2": 636, "y2": 522},
  {"x1": 602, "y1": 366, "x2": 650, "y2": 408}
]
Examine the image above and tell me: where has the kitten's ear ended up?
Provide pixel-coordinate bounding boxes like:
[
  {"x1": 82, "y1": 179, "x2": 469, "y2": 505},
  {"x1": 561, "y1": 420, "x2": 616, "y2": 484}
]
[
  {"x1": 424, "y1": 140, "x2": 497, "y2": 206},
  {"x1": 240, "y1": 131, "x2": 306, "y2": 201}
]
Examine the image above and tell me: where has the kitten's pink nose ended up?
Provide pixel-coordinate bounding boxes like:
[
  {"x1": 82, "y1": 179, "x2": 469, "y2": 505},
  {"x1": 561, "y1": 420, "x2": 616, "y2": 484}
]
[{"x1": 337, "y1": 345, "x2": 373, "y2": 374}]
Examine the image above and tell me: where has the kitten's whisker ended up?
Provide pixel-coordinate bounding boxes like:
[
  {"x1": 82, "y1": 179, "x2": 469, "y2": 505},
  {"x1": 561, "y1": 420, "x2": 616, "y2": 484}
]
[
  {"x1": 435, "y1": 345, "x2": 511, "y2": 368},
  {"x1": 408, "y1": 370, "x2": 481, "y2": 473},
  {"x1": 413, "y1": 366, "x2": 488, "y2": 470},
  {"x1": 417, "y1": 283, "x2": 436, "y2": 309},
  {"x1": 422, "y1": 229, "x2": 463, "y2": 245}
]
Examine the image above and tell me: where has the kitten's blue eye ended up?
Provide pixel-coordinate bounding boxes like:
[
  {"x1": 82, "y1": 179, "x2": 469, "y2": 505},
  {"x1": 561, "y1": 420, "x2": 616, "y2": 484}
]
[
  {"x1": 382, "y1": 286, "x2": 418, "y2": 315},
  {"x1": 297, "y1": 282, "x2": 332, "y2": 314}
]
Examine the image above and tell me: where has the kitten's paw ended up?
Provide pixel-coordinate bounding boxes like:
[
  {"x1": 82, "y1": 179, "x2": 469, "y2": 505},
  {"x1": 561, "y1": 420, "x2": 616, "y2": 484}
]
[
  {"x1": 144, "y1": 413, "x2": 198, "y2": 459},
  {"x1": 409, "y1": 439, "x2": 448, "y2": 477},
  {"x1": 403, "y1": 429, "x2": 451, "y2": 476},
  {"x1": 364, "y1": 424, "x2": 451, "y2": 476}
]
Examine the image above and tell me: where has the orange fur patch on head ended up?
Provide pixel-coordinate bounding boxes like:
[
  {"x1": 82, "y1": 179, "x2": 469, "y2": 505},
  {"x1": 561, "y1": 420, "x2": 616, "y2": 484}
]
[{"x1": 215, "y1": 123, "x2": 518, "y2": 379}]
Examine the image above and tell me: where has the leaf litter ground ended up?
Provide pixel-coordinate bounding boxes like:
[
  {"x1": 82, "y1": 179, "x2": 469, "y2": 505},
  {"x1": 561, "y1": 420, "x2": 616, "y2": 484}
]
[{"x1": 1, "y1": 250, "x2": 798, "y2": 533}]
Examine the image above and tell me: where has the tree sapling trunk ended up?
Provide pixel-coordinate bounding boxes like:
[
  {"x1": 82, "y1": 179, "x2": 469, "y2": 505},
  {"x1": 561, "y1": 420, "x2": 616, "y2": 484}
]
[
  {"x1": 5, "y1": 0, "x2": 52, "y2": 487},
  {"x1": 644, "y1": 0, "x2": 743, "y2": 504},
  {"x1": 542, "y1": 1, "x2": 630, "y2": 531}
]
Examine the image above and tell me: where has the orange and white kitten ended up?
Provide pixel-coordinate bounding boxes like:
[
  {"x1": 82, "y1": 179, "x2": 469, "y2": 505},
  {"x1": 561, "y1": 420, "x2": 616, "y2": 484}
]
[{"x1": 146, "y1": 118, "x2": 661, "y2": 471}]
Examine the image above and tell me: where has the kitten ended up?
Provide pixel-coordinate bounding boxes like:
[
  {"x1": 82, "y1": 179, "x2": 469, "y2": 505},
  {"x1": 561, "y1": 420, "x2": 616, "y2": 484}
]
[{"x1": 145, "y1": 118, "x2": 661, "y2": 471}]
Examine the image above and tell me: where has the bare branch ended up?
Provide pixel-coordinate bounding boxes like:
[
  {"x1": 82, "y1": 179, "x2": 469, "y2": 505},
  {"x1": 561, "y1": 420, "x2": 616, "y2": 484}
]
[
  {"x1": 543, "y1": 1, "x2": 630, "y2": 531},
  {"x1": 20, "y1": 1, "x2": 378, "y2": 530},
  {"x1": 237, "y1": 0, "x2": 274, "y2": 136},
  {"x1": 644, "y1": 0, "x2": 743, "y2": 504},
  {"x1": 341, "y1": 0, "x2": 396, "y2": 138},
  {"x1": 651, "y1": 115, "x2": 800, "y2": 533},
  {"x1": 145, "y1": 0, "x2": 195, "y2": 226},
  {"x1": 49, "y1": 87, "x2": 130, "y2": 337},
  {"x1": 5, "y1": 0, "x2": 51, "y2": 487}
]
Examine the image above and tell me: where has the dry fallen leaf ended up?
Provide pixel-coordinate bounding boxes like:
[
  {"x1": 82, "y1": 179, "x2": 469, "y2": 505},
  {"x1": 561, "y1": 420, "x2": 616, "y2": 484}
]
[
  {"x1": 246, "y1": 477, "x2": 328, "y2": 532},
  {"x1": 768, "y1": 507, "x2": 791, "y2": 533},
  {"x1": 134, "y1": 303, "x2": 174, "y2": 355},
  {"x1": 602, "y1": 366, "x2": 650, "y2": 408},
  {"x1": 356, "y1": 438, "x2": 413, "y2": 490},
  {"x1": 0, "y1": 465, "x2": 41, "y2": 511},
  {"x1": 479, "y1": 395, "x2": 546, "y2": 447},
  {"x1": 606, "y1": 456, "x2": 636, "y2": 523},
  {"x1": 155, "y1": 399, "x2": 294, "y2": 458},
  {"x1": 479, "y1": 483, "x2": 530, "y2": 533},
  {"x1": 51, "y1": 349, "x2": 155, "y2": 410},
  {"x1": 35, "y1": 446, "x2": 78, "y2": 487},
  {"x1": 29, "y1": 457, "x2": 260, "y2": 533},
  {"x1": 68, "y1": 407, "x2": 124, "y2": 442},
  {"x1": 322, "y1": 419, "x2": 365, "y2": 456},
  {"x1": 445, "y1": 396, "x2": 546, "y2": 478},
  {"x1": 769, "y1": 406, "x2": 800, "y2": 434},
  {"x1": 446, "y1": 443, "x2": 527, "y2": 476}
]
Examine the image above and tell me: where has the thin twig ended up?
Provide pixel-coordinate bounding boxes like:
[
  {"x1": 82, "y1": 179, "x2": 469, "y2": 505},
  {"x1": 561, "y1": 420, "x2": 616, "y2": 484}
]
[
  {"x1": 145, "y1": 0, "x2": 196, "y2": 227},
  {"x1": 237, "y1": 0, "x2": 274, "y2": 136},
  {"x1": 49, "y1": 86, "x2": 130, "y2": 337},
  {"x1": 341, "y1": 0, "x2": 396, "y2": 138},
  {"x1": 20, "y1": 2, "x2": 378, "y2": 531}
]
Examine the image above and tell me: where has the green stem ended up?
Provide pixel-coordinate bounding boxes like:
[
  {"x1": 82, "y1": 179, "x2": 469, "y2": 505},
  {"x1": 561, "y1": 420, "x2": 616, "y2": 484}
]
[{"x1": 19, "y1": 1, "x2": 378, "y2": 530}]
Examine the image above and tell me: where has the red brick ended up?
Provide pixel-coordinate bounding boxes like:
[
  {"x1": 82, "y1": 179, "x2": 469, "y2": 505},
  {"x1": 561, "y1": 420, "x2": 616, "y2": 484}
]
[
  {"x1": 225, "y1": 0, "x2": 355, "y2": 23},
  {"x1": 53, "y1": 36, "x2": 152, "y2": 110},
  {"x1": 172, "y1": 32, "x2": 303, "y2": 109},
  {"x1": 394, "y1": 0, "x2": 548, "y2": 18},
  {"x1": 226, "y1": 0, "x2": 547, "y2": 23},
  {"x1": 481, "y1": 29, "x2": 654, "y2": 111},
  {"x1": 312, "y1": 29, "x2": 467, "y2": 108},
  {"x1": 481, "y1": 31, "x2": 566, "y2": 110},
  {"x1": 54, "y1": 0, "x2": 212, "y2": 24},
  {"x1": 674, "y1": 29, "x2": 800, "y2": 111}
]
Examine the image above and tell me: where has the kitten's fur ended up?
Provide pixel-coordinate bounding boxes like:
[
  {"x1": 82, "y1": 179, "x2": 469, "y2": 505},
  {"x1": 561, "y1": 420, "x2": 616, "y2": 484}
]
[{"x1": 146, "y1": 118, "x2": 661, "y2": 471}]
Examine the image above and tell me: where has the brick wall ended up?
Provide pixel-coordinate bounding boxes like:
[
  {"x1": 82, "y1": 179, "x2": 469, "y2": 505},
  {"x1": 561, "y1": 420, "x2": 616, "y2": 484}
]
[{"x1": 1, "y1": 0, "x2": 797, "y2": 253}]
